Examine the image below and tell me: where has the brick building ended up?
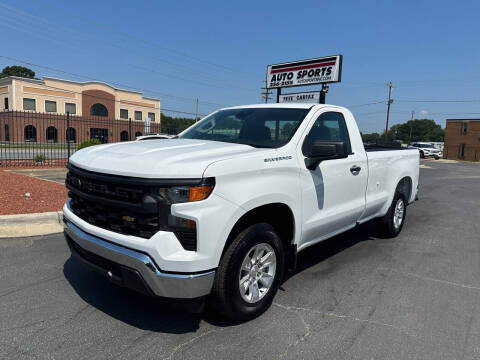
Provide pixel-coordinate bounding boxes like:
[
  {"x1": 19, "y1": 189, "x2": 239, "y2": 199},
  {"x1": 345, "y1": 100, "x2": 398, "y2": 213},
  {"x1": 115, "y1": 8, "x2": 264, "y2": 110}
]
[
  {"x1": 444, "y1": 119, "x2": 480, "y2": 161},
  {"x1": 0, "y1": 76, "x2": 161, "y2": 144}
]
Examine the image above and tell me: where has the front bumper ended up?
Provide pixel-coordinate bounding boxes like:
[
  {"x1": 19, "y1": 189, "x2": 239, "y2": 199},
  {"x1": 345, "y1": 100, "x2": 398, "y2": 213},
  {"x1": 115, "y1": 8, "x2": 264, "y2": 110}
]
[{"x1": 64, "y1": 219, "x2": 215, "y2": 299}]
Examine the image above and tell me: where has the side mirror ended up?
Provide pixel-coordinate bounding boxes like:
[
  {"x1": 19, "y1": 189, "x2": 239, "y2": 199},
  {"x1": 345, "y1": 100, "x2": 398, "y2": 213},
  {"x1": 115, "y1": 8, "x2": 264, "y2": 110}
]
[{"x1": 304, "y1": 141, "x2": 348, "y2": 170}]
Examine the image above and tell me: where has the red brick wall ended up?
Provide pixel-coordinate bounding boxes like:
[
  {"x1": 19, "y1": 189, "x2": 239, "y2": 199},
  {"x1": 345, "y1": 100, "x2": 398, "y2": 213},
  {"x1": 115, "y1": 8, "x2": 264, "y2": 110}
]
[
  {"x1": 444, "y1": 120, "x2": 480, "y2": 161},
  {"x1": 81, "y1": 90, "x2": 115, "y2": 118}
]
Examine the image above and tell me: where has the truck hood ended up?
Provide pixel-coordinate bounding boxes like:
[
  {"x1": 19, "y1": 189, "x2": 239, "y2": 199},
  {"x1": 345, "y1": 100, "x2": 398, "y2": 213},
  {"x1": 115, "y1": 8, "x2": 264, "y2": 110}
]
[{"x1": 69, "y1": 139, "x2": 261, "y2": 178}]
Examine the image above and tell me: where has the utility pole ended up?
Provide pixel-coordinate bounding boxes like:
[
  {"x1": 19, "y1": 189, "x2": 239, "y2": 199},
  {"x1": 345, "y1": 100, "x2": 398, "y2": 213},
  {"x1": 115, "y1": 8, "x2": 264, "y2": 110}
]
[
  {"x1": 409, "y1": 111, "x2": 414, "y2": 144},
  {"x1": 261, "y1": 80, "x2": 272, "y2": 103},
  {"x1": 385, "y1": 81, "x2": 395, "y2": 136},
  {"x1": 195, "y1": 98, "x2": 199, "y2": 122}
]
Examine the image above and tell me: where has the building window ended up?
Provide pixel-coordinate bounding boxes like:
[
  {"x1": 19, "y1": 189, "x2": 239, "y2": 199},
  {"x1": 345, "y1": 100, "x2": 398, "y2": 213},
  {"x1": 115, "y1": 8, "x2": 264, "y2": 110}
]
[
  {"x1": 4, "y1": 97, "x2": 8, "y2": 110},
  {"x1": 24, "y1": 125, "x2": 37, "y2": 142},
  {"x1": 120, "y1": 109, "x2": 128, "y2": 119},
  {"x1": 90, "y1": 128, "x2": 108, "y2": 143},
  {"x1": 66, "y1": 127, "x2": 76, "y2": 143},
  {"x1": 134, "y1": 111, "x2": 142, "y2": 121},
  {"x1": 90, "y1": 103, "x2": 108, "y2": 117},
  {"x1": 65, "y1": 103, "x2": 76, "y2": 115},
  {"x1": 135, "y1": 131, "x2": 142, "y2": 138},
  {"x1": 4, "y1": 124, "x2": 9, "y2": 141},
  {"x1": 23, "y1": 98, "x2": 36, "y2": 111},
  {"x1": 147, "y1": 112, "x2": 155, "y2": 122},
  {"x1": 45, "y1": 100, "x2": 57, "y2": 113},
  {"x1": 462, "y1": 122, "x2": 468, "y2": 134},
  {"x1": 120, "y1": 130, "x2": 129, "y2": 142},
  {"x1": 46, "y1": 126, "x2": 58, "y2": 143},
  {"x1": 460, "y1": 144, "x2": 466, "y2": 157}
]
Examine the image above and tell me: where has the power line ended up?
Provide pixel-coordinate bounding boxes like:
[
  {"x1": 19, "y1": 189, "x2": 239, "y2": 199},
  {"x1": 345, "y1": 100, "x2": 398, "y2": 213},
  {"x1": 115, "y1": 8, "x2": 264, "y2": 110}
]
[
  {"x1": 1, "y1": 77, "x2": 206, "y2": 117},
  {"x1": 0, "y1": 3, "x2": 257, "y2": 92},
  {"x1": 33, "y1": 0, "x2": 251, "y2": 75},
  {"x1": 347, "y1": 100, "x2": 386, "y2": 108},
  {"x1": 0, "y1": 55, "x2": 229, "y2": 109},
  {"x1": 396, "y1": 99, "x2": 480, "y2": 103},
  {"x1": 261, "y1": 80, "x2": 272, "y2": 103}
]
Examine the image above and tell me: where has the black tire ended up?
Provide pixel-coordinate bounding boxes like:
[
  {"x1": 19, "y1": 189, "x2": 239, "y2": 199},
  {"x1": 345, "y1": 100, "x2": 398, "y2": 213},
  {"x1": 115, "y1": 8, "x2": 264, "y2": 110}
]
[
  {"x1": 377, "y1": 192, "x2": 407, "y2": 238},
  {"x1": 420, "y1": 151, "x2": 425, "y2": 158},
  {"x1": 208, "y1": 223, "x2": 285, "y2": 321}
]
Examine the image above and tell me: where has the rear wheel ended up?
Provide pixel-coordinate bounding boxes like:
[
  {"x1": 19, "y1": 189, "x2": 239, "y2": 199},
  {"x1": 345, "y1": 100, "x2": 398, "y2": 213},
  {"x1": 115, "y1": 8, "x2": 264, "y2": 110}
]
[
  {"x1": 420, "y1": 151, "x2": 425, "y2": 158},
  {"x1": 208, "y1": 223, "x2": 284, "y2": 321},
  {"x1": 377, "y1": 193, "x2": 407, "y2": 238}
]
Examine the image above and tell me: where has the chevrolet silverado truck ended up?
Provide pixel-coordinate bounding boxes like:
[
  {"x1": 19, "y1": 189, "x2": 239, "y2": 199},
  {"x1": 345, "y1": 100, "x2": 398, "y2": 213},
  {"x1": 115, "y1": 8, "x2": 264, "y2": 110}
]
[{"x1": 63, "y1": 103, "x2": 419, "y2": 321}]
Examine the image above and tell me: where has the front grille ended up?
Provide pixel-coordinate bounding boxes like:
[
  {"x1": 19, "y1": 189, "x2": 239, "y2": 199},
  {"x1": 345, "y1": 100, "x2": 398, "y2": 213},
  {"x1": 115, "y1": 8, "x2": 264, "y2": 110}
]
[
  {"x1": 66, "y1": 164, "x2": 162, "y2": 239},
  {"x1": 65, "y1": 164, "x2": 200, "y2": 250},
  {"x1": 69, "y1": 193, "x2": 160, "y2": 238}
]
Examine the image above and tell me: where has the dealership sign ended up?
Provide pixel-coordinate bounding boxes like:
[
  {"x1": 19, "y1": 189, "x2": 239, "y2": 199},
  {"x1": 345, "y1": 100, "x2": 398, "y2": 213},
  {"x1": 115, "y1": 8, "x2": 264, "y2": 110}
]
[
  {"x1": 266, "y1": 55, "x2": 342, "y2": 89},
  {"x1": 278, "y1": 91, "x2": 321, "y2": 104}
]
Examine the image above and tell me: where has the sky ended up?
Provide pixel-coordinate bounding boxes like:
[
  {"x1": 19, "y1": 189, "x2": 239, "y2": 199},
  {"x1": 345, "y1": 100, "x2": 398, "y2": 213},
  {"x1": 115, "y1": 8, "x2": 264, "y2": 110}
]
[{"x1": 2, "y1": 0, "x2": 480, "y2": 133}]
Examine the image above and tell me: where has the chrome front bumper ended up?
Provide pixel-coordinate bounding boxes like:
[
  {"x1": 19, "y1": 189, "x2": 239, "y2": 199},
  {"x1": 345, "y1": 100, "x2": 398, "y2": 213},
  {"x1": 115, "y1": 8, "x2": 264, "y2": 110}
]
[{"x1": 64, "y1": 219, "x2": 215, "y2": 299}]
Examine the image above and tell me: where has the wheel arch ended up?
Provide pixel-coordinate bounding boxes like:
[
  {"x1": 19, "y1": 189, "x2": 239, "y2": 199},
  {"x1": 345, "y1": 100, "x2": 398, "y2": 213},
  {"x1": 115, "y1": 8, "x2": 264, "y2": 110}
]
[
  {"x1": 396, "y1": 176, "x2": 413, "y2": 203},
  {"x1": 222, "y1": 202, "x2": 298, "y2": 271}
]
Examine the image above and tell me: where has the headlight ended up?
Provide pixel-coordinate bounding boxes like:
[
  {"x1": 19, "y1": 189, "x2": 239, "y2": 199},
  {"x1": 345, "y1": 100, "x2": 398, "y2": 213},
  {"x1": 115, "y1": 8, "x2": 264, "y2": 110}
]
[
  {"x1": 159, "y1": 184, "x2": 214, "y2": 204},
  {"x1": 156, "y1": 178, "x2": 215, "y2": 251},
  {"x1": 158, "y1": 178, "x2": 215, "y2": 204}
]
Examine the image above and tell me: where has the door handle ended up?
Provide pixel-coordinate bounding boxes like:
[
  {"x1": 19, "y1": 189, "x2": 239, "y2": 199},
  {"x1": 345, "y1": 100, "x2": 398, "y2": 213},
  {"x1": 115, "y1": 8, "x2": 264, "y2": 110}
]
[{"x1": 350, "y1": 165, "x2": 361, "y2": 175}]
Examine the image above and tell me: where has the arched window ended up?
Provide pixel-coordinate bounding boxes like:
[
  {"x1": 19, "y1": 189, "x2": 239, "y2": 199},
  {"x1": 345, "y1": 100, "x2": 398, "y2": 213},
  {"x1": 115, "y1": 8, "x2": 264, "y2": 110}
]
[
  {"x1": 120, "y1": 130, "x2": 129, "y2": 141},
  {"x1": 46, "y1": 126, "x2": 58, "y2": 143},
  {"x1": 66, "y1": 127, "x2": 76, "y2": 143},
  {"x1": 135, "y1": 131, "x2": 142, "y2": 138},
  {"x1": 90, "y1": 103, "x2": 108, "y2": 117},
  {"x1": 24, "y1": 125, "x2": 37, "y2": 142}
]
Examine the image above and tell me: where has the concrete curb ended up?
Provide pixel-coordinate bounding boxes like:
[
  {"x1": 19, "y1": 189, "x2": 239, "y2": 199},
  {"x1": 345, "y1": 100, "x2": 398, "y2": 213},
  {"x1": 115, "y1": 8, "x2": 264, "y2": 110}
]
[{"x1": 0, "y1": 211, "x2": 64, "y2": 238}]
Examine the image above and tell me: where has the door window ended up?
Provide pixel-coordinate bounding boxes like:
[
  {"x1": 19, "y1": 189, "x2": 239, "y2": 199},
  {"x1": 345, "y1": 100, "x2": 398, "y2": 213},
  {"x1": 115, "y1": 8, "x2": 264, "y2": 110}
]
[{"x1": 302, "y1": 111, "x2": 351, "y2": 156}]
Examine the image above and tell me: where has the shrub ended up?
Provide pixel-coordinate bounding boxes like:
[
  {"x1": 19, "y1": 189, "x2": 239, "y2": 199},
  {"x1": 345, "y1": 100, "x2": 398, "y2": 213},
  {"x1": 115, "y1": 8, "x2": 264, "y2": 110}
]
[
  {"x1": 34, "y1": 153, "x2": 46, "y2": 163},
  {"x1": 77, "y1": 138, "x2": 102, "y2": 150}
]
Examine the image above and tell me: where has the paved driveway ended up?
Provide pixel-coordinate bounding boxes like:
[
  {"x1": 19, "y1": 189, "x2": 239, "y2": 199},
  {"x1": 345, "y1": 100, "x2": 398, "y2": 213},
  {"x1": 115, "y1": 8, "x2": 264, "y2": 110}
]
[{"x1": 1, "y1": 160, "x2": 479, "y2": 359}]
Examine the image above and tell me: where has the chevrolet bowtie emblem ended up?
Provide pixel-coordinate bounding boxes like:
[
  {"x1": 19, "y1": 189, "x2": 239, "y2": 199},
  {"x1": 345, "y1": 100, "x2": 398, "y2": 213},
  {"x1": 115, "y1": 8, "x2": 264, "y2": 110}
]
[{"x1": 122, "y1": 215, "x2": 135, "y2": 222}]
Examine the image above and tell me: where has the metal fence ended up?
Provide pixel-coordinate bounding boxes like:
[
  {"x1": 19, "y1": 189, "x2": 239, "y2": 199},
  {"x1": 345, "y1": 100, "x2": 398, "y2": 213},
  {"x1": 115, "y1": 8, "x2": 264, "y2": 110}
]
[{"x1": 0, "y1": 110, "x2": 169, "y2": 167}]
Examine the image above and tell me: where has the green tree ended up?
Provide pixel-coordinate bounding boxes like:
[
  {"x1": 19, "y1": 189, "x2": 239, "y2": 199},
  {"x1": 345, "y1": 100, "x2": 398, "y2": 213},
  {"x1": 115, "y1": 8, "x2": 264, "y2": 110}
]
[
  {"x1": 361, "y1": 132, "x2": 381, "y2": 143},
  {"x1": 362, "y1": 119, "x2": 444, "y2": 145},
  {"x1": 160, "y1": 114, "x2": 195, "y2": 134},
  {"x1": 0, "y1": 65, "x2": 36, "y2": 79},
  {"x1": 390, "y1": 119, "x2": 444, "y2": 143}
]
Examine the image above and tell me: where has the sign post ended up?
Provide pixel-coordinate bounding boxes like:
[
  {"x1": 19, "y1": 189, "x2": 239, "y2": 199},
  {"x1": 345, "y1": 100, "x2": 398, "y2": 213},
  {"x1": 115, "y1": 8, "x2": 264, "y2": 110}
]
[{"x1": 266, "y1": 55, "x2": 342, "y2": 104}]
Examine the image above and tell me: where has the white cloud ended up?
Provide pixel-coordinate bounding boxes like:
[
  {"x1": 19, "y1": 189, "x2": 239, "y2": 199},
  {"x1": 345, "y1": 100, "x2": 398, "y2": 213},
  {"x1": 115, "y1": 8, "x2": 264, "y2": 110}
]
[{"x1": 419, "y1": 110, "x2": 428, "y2": 115}]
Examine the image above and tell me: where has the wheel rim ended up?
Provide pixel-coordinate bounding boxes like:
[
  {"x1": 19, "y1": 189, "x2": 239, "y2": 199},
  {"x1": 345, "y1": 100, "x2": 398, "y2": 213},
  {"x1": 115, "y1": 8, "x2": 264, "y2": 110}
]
[
  {"x1": 238, "y1": 243, "x2": 277, "y2": 304},
  {"x1": 393, "y1": 198, "x2": 405, "y2": 229}
]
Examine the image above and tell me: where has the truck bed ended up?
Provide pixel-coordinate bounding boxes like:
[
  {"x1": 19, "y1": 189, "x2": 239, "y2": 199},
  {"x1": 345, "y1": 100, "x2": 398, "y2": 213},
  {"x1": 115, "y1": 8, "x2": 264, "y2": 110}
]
[{"x1": 364, "y1": 144, "x2": 414, "y2": 152}]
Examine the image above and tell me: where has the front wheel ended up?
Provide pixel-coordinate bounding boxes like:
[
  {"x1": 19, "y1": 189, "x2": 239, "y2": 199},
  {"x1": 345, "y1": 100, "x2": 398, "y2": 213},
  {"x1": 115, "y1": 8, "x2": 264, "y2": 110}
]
[
  {"x1": 208, "y1": 223, "x2": 284, "y2": 321},
  {"x1": 377, "y1": 193, "x2": 407, "y2": 238}
]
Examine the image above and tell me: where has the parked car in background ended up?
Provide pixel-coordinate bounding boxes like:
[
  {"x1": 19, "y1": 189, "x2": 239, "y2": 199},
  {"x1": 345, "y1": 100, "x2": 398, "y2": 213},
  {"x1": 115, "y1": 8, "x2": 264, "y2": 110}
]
[
  {"x1": 410, "y1": 142, "x2": 442, "y2": 159},
  {"x1": 135, "y1": 133, "x2": 175, "y2": 141},
  {"x1": 63, "y1": 103, "x2": 419, "y2": 321}
]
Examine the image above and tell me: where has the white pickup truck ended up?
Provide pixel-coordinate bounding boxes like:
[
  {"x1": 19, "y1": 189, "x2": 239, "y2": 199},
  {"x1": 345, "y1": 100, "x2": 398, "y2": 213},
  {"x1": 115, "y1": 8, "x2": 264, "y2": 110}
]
[{"x1": 63, "y1": 103, "x2": 419, "y2": 320}]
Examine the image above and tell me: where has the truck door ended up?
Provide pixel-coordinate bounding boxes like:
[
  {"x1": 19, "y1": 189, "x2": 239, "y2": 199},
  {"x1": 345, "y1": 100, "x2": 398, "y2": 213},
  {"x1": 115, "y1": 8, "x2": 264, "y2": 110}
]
[{"x1": 298, "y1": 109, "x2": 368, "y2": 250}]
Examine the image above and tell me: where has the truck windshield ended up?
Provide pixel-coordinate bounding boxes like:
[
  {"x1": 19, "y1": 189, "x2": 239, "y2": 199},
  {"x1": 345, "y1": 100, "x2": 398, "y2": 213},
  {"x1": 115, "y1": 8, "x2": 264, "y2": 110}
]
[{"x1": 179, "y1": 108, "x2": 310, "y2": 148}]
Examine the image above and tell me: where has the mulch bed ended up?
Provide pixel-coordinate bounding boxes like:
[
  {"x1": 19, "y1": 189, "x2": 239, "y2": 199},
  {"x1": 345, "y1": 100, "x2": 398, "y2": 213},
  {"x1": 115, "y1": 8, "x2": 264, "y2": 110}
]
[
  {"x1": 0, "y1": 170, "x2": 68, "y2": 215},
  {"x1": 0, "y1": 159, "x2": 68, "y2": 169}
]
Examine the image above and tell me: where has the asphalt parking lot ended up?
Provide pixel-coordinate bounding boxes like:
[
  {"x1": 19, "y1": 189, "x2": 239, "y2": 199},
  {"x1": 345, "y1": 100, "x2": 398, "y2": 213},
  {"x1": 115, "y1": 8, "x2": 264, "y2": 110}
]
[{"x1": 1, "y1": 160, "x2": 479, "y2": 359}]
